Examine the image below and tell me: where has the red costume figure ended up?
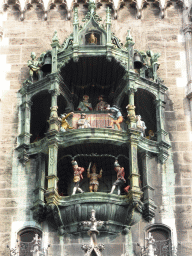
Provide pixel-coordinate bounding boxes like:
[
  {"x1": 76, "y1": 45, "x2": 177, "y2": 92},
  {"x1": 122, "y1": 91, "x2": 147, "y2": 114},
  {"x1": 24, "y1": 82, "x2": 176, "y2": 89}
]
[
  {"x1": 110, "y1": 160, "x2": 126, "y2": 195},
  {"x1": 72, "y1": 160, "x2": 85, "y2": 195}
]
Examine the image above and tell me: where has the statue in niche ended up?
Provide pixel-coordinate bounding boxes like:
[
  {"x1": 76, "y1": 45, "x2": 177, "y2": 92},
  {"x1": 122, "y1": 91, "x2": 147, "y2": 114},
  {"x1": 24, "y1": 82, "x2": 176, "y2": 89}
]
[
  {"x1": 88, "y1": 32, "x2": 97, "y2": 44},
  {"x1": 136, "y1": 115, "x2": 146, "y2": 137},
  {"x1": 87, "y1": 163, "x2": 103, "y2": 192},
  {"x1": 146, "y1": 50, "x2": 161, "y2": 81},
  {"x1": 77, "y1": 113, "x2": 91, "y2": 129},
  {"x1": 106, "y1": 105, "x2": 123, "y2": 130},
  {"x1": 95, "y1": 95, "x2": 108, "y2": 111},
  {"x1": 146, "y1": 130, "x2": 155, "y2": 140},
  {"x1": 28, "y1": 52, "x2": 43, "y2": 82},
  {"x1": 58, "y1": 112, "x2": 74, "y2": 132},
  {"x1": 71, "y1": 160, "x2": 85, "y2": 195},
  {"x1": 110, "y1": 160, "x2": 126, "y2": 195},
  {"x1": 77, "y1": 95, "x2": 93, "y2": 112}
]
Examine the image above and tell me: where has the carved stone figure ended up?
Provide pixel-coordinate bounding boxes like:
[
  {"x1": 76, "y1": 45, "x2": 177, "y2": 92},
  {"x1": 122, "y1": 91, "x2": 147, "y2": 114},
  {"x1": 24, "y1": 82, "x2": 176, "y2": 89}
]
[
  {"x1": 95, "y1": 95, "x2": 108, "y2": 111},
  {"x1": 107, "y1": 105, "x2": 123, "y2": 130},
  {"x1": 110, "y1": 161, "x2": 126, "y2": 195},
  {"x1": 77, "y1": 113, "x2": 91, "y2": 129},
  {"x1": 77, "y1": 95, "x2": 93, "y2": 112},
  {"x1": 136, "y1": 115, "x2": 146, "y2": 137},
  {"x1": 58, "y1": 112, "x2": 74, "y2": 132},
  {"x1": 28, "y1": 52, "x2": 43, "y2": 82},
  {"x1": 87, "y1": 163, "x2": 103, "y2": 192},
  {"x1": 72, "y1": 160, "x2": 85, "y2": 195},
  {"x1": 146, "y1": 50, "x2": 161, "y2": 81},
  {"x1": 89, "y1": 32, "x2": 97, "y2": 44}
]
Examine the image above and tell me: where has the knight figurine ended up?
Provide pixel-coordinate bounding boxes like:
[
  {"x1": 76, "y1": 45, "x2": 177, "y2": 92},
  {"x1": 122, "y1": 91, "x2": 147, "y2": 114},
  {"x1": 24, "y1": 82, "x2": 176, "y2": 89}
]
[
  {"x1": 87, "y1": 163, "x2": 103, "y2": 192},
  {"x1": 110, "y1": 160, "x2": 126, "y2": 195},
  {"x1": 72, "y1": 160, "x2": 85, "y2": 195}
]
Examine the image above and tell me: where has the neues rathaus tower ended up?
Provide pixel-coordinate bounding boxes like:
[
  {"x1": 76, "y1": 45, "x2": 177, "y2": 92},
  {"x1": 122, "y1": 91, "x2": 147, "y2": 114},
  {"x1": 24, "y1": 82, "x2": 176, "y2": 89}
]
[{"x1": 0, "y1": 0, "x2": 192, "y2": 255}]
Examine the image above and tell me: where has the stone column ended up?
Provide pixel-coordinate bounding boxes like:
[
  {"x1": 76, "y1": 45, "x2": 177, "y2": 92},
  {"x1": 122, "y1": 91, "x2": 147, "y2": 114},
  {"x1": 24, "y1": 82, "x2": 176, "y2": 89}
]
[
  {"x1": 51, "y1": 31, "x2": 60, "y2": 73},
  {"x1": 127, "y1": 87, "x2": 137, "y2": 129},
  {"x1": 106, "y1": 7, "x2": 112, "y2": 45},
  {"x1": 34, "y1": 153, "x2": 46, "y2": 206},
  {"x1": 48, "y1": 89, "x2": 60, "y2": 134},
  {"x1": 141, "y1": 152, "x2": 156, "y2": 221},
  {"x1": 19, "y1": 97, "x2": 32, "y2": 145},
  {"x1": 183, "y1": 23, "x2": 192, "y2": 115}
]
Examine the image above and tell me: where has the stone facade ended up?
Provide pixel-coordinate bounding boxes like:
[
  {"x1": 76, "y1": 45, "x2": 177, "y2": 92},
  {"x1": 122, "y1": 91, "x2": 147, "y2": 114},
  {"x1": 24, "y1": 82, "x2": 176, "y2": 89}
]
[{"x1": 0, "y1": 1, "x2": 192, "y2": 256}]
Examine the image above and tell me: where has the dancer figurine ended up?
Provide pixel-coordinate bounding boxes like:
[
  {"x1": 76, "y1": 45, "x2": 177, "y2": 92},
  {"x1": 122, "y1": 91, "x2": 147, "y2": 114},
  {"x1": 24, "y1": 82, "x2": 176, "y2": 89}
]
[
  {"x1": 59, "y1": 112, "x2": 74, "y2": 132},
  {"x1": 72, "y1": 160, "x2": 85, "y2": 195},
  {"x1": 107, "y1": 105, "x2": 123, "y2": 130},
  {"x1": 110, "y1": 160, "x2": 126, "y2": 195},
  {"x1": 87, "y1": 163, "x2": 103, "y2": 192}
]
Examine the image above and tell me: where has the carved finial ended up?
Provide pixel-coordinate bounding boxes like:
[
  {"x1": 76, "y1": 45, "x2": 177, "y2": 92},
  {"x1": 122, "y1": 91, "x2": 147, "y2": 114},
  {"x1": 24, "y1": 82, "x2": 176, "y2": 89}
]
[
  {"x1": 73, "y1": 6, "x2": 79, "y2": 24},
  {"x1": 106, "y1": 6, "x2": 111, "y2": 24},
  {"x1": 88, "y1": 0, "x2": 96, "y2": 16},
  {"x1": 125, "y1": 30, "x2": 134, "y2": 47},
  {"x1": 52, "y1": 31, "x2": 59, "y2": 43}
]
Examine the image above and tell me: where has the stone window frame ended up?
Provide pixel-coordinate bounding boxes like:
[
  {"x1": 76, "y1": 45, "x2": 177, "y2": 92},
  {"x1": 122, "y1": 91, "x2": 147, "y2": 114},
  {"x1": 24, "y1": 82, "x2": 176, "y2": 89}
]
[{"x1": 145, "y1": 224, "x2": 172, "y2": 255}]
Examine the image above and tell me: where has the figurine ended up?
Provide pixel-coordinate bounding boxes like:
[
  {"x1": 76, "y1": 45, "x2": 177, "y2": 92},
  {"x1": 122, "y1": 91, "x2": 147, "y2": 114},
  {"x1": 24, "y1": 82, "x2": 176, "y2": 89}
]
[
  {"x1": 28, "y1": 52, "x2": 43, "y2": 82},
  {"x1": 77, "y1": 95, "x2": 93, "y2": 112},
  {"x1": 58, "y1": 112, "x2": 74, "y2": 132},
  {"x1": 89, "y1": 32, "x2": 97, "y2": 44},
  {"x1": 106, "y1": 105, "x2": 123, "y2": 130},
  {"x1": 146, "y1": 50, "x2": 161, "y2": 81},
  {"x1": 110, "y1": 160, "x2": 126, "y2": 195},
  {"x1": 77, "y1": 113, "x2": 91, "y2": 129},
  {"x1": 146, "y1": 130, "x2": 155, "y2": 140},
  {"x1": 87, "y1": 163, "x2": 103, "y2": 192},
  {"x1": 71, "y1": 160, "x2": 85, "y2": 195},
  {"x1": 136, "y1": 115, "x2": 146, "y2": 137},
  {"x1": 95, "y1": 95, "x2": 108, "y2": 111}
]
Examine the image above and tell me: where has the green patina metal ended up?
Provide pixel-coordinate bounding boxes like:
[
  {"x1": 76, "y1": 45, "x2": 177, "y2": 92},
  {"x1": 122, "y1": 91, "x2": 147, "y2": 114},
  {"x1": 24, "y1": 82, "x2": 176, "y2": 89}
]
[{"x1": 17, "y1": 0, "x2": 171, "y2": 237}]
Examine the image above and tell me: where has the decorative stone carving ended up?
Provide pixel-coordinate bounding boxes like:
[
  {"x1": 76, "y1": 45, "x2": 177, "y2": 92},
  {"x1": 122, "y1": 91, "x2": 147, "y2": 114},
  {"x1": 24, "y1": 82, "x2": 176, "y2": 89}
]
[
  {"x1": 153, "y1": 0, "x2": 172, "y2": 18},
  {"x1": 81, "y1": 209, "x2": 105, "y2": 256},
  {"x1": 130, "y1": 0, "x2": 148, "y2": 19}
]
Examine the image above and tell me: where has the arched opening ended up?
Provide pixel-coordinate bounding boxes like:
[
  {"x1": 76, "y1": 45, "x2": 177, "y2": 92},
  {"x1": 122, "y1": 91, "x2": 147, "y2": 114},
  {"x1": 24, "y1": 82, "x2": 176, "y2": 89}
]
[
  {"x1": 59, "y1": 56, "x2": 126, "y2": 111},
  {"x1": 18, "y1": 227, "x2": 42, "y2": 256},
  {"x1": 30, "y1": 91, "x2": 51, "y2": 143},
  {"x1": 135, "y1": 89, "x2": 157, "y2": 139},
  {"x1": 57, "y1": 143, "x2": 130, "y2": 196},
  {"x1": 146, "y1": 224, "x2": 172, "y2": 256}
]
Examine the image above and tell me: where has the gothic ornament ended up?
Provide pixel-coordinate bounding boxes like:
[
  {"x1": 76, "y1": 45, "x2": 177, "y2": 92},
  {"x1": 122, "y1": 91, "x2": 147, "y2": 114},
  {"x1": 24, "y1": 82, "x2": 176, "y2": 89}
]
[
  {"x1": 153, "y1": 0, "x2": 172, "y2": 18},
  {"x1": 81, "y1": 209, "x2": 105, "y2": 256},
  {"x1": 130, "y1": 0, "x2": 148, "y2": 19}
]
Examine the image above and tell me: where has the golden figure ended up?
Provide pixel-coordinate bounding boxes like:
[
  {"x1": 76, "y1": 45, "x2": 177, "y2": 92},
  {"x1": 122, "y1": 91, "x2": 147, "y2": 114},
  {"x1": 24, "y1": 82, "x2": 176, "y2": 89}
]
[
  {"x1": 58, "y1": 112, "x2": 74, "y2": 132},
  {"x1": 89, "y1": 32, "x2": 97, "y2": 44},
  {"x1": 28, "y1": 52, "x2": 43, "y2": 82},
  {"x1": 87, "y1": 163, "x2": 103, "y2": 192}
]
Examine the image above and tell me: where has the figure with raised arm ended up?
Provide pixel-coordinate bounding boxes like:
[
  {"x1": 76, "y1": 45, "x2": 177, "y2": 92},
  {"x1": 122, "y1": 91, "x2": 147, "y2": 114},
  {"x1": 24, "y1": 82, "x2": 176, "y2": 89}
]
[
  {"x1": 72, "y1": 160, "x2": 85, "y2": 195},
  {"x1": 87, "y1": 163, "x2": 103, "y2": 192},
  {"x1": 110, "y1": 160, "x2": 126, "y2": 195},
  {"x1": 107, "y1": 105, "x2": 123, "y2": 130},
  {"x1": 59, "y1": 112, "x2": 74, "y2": 132}
]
